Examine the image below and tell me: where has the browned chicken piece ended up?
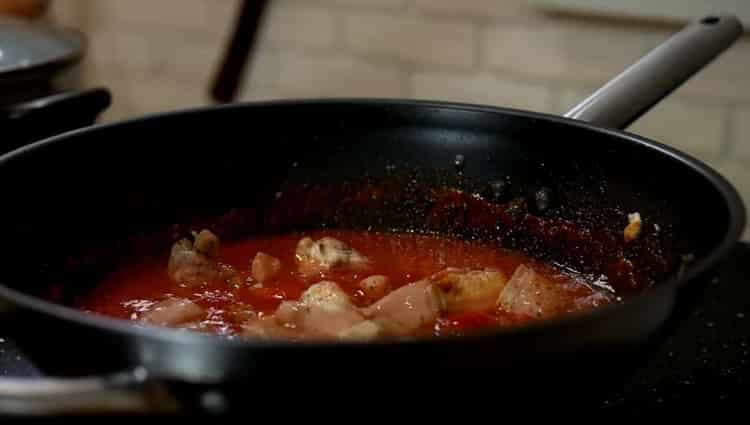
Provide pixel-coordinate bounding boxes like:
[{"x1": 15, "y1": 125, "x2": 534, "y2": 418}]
[
  {"x1": 140, "y1": 298, "x2": 205, "y2": 326},
  {"x1": 193, "y1": 229, "x2": 220, "y2": 257},
  {"x1": 240, "y1": 316, "x2": 300, "y2": 340},
  {"x1": 431, "y1": 268, "x2": 507, "y2": 313},
  {"x1": 358, "y1": 275, "x2": 390, "y2": 301},
  {"x1": 624, "y1": 212, "x2": 642, "y2": 243},
  {"x1": 364, "y1": 280, "x2": 445, "y2": 334},
  {"x1": 251, "y1": 252, "x2": 281, "y2": 283},
  {"x1": 496, "y1": 264, "x2": 574, "y2": 319},
  {"x1": 295, "y1": 237, "x2": 369, "y2": 275},
  {"x1": 276, "y1": 281, "x2": 367, "y2": 339},
  {"x1": 167, "y1": 230, "x2": 235, "y2": 287}
]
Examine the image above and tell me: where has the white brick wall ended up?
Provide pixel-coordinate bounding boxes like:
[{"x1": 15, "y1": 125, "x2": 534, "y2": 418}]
[
  {"x1": 413, "y1": 0, "x2": 536, "y2": 19},
  {"x1": 48, "y1": 0, "x2": 750, "y2": 236},
  {"x1": 412, "y1": 71, "x2": 553, "y2": 111},
  {"x1": 344, "y1": 13, "x2": 475, "y2": 68},
  {"x1": 261, "y1": 2, "x2": 336, "y2": 48}
]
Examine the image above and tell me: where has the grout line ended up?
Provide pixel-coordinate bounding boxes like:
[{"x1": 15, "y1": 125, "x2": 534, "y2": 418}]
[{"x1": 720, "y1": 105, "x2": 736, "y2": 161}]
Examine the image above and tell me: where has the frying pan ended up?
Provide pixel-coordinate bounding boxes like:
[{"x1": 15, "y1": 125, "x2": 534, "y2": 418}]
[{"x1": 0, "y1": 14, "x2": 745, "y2": 416}]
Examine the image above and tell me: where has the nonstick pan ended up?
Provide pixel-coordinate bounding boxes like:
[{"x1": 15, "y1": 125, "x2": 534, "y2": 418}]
[{"x1": 0, "y1": 14, "x2": 745, "y2": 416}]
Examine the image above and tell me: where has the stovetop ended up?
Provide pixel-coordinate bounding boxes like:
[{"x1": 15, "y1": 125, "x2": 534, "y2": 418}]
[{"x1": 1, "y1": 243, "x2": 749, "y2": 415}]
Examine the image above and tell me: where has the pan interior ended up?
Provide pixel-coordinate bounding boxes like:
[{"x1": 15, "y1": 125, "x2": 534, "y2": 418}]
[{"x1": 0, "y1": 101, "x2": 735, "y2": 315}]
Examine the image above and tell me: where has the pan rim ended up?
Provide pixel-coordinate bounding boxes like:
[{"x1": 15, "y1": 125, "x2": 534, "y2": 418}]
[{"x1": 0, "y1": 97, "x2": 744, "y2": 356}]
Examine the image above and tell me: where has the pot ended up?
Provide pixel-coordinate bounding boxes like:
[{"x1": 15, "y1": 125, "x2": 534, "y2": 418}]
[
  {"x1": 0, "y1": 14, "x2": 744, "y2": 417},
  {"x1": 0, "y1": 16, "x2": 110, "y2": 153}
]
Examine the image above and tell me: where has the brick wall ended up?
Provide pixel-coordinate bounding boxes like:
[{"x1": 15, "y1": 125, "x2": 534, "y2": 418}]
[{"x1": 49, "y1": 0, "x2": 750, "y2": 236}]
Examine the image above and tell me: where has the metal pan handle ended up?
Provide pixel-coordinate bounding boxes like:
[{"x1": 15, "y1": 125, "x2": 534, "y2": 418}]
[
  {"x1": 0, "y1": 367, "x2": 179, "y2": 416},
  {"x1": 564, "y1": 14, "x2": 743, "y2": 130}
]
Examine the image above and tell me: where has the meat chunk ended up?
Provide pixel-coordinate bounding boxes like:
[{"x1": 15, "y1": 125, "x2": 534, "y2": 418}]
[
  {"x1": 276, "y1": 281, "x2": 366, "y2": 338},
  {"x1": 251, "y1": 252, "x2": 281, "y2": 282},
  {"x1": 167, "y1": 229, "x2": 239, "y2": 287},
  {"x1": 337, "y1": 320, "x2": 382, "y2": 341},
  {"x1": 167, "y1": 231, "x2": 225, "y2": 287},
  {"x1": 431, "y1": 268, "x2": 507, "y2": 313},
  {"x1": 496, "y1": 265, "x2": 573, "y2": 319},
  {"x1": 295, "y1": 237, "x2": 369, "y2": 275},
  {"x1": 364, "y1": 280, "x2": 445, "y2": 334},
  {"x1": 299, "y1": 281, "x2": 357, "y2": 313},
  {"x1": 241, "y1": 316, "x2": 299, "y2": 340},
  {"x1": 624, "y1": 212, "x2": 642, "y2": 242},
  {"x1": 140, "y1": 298, "x2": 205, "y2": 326},
  {"x1": 193, "y1": 229, "x2": 220, "y2": 258},
  {"x1": 358, "y1": 275, "x2": 390, "y2": 301}
]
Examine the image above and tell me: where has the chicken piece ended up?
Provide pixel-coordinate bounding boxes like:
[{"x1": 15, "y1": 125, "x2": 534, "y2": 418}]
[
  {"x1": 496, "y1": 264, "x2": 573, "y2": 319},
  {"x1": 167, "y1": 229, "x2": 238, "y2": 287},
  {"x1": 624, "y1": 212, "x2": 642, "y2": 243},
  {"x1": 364, "y1": 280, "x2": 446, "y2": 334},
  {"x1": 140, "y1": 298, "x2": 205, "y2": 326},
  {"x1": 275, "y1": 281, "x2": 366, "y2": 338},
  {"x1": 241, "y1": 316, "x2": 299, "y2": 340},
  {"x1": 251, "y1": 252, "x2": 281, "y2": 282},
  {"x1": 358, "y1": 275, "x2": 390, "y2": 301},
  {"x1": 167, "y1": 232, "x2": 223, "y2": 287},
  {"x1": 299, "y1": 281, "x2": 356, "y2": 312},
  {"x1": 193, "y1": 229, "x2": 220, "y2": 258},
  {"x1": 337, "y1": 320, "x2": 382, "y2": 341},
  {"x1": 295, "y1": 237, "x2": 369, "y2": 275},
  {"x1": 431, "y1": 268, "x2": 507, "y2": 313},
  {"x1": 275, "y1": 300, "x2": 299, "y2": 324}
]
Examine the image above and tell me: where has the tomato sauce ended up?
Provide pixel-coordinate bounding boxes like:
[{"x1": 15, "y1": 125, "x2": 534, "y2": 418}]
[{"x1": 75, "y1": 229, "x2": 603, "y2": 337}]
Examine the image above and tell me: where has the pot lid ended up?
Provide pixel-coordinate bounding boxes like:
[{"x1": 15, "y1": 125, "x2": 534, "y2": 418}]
[{"x1": 0, "y1": 16, "x2": 84, "y2": 77}]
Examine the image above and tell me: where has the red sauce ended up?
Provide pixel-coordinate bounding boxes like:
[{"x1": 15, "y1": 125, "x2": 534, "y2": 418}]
[{"x1": 76, "y1": 229, "x2": 605, "y2": 337}]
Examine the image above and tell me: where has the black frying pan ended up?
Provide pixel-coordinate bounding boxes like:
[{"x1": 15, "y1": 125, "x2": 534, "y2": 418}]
[{"x1": 0, "y1": 15, "x2": 745, "y2": 416}]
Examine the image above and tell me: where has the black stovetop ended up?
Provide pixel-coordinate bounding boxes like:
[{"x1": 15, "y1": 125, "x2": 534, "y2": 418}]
[{"x1": 2, "y1": 243, "x2": 749, "y2": 414}]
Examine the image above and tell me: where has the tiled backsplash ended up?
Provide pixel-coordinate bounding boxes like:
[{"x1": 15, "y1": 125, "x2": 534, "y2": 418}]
[{"x1": 49, "y1": 0, "x2": 750, "y2": 236}]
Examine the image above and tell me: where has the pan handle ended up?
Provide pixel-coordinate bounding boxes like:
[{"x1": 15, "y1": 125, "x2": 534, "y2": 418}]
[
  {"x1": 0, "y1": 367, "x2": 180, "y2": 416},
  {"x1": 564, "y1": 14, "x2": 743, "y2": 130}
]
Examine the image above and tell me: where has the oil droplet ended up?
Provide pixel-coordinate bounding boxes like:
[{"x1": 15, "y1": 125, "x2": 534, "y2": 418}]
[
  {"x1": 738, "y1": 313, "x2": 745, "y2": 319},
  {"x1": 706, "y1": 321, "x2": 715, "y2": 328},
  {"x1": 489, "y1": 180, "x2": 505, "y2": 201},
  {"x1": 292, "y1": 161, "x2": 299, "y2": 168},
  {"x1": 454, "y1": 154, "x2": 465, "y2": 175},
  {"x1": 534, "y1": 187, "x2": 553, "y2": 212}
]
